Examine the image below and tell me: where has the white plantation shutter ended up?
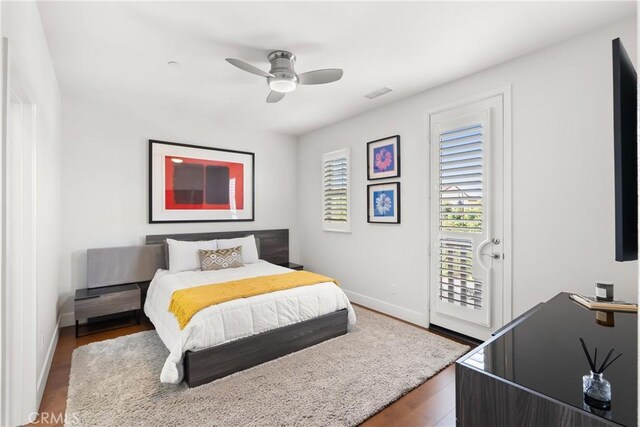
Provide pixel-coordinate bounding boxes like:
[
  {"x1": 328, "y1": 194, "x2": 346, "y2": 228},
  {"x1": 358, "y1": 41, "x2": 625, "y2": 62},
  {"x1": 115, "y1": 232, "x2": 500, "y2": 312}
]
[
  {"x1": 322, "y1": 148, "x2": 350, "y2": 232},
  {"x1": 438, "y1": 122, "x2": 485, "y2": 310},
  {"x1": 439, "y1": 238, "x2": 482, "y2": 308},
  {"x1": 439, "y1": 124, "x2": 483, "y2": 233}
]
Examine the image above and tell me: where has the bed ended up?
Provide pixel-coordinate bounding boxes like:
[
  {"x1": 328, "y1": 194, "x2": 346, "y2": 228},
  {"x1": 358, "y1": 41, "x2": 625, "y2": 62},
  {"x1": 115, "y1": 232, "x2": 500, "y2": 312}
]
[{"x1": 143, "y1": 229, "x2": 356, "y2": 387}]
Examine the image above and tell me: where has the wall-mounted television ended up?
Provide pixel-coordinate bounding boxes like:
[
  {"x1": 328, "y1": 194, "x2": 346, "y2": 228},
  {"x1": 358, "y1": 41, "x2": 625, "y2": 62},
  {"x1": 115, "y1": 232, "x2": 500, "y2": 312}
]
[{"x1": 612, "y1": 38, "x2": 637, "y2": 262}]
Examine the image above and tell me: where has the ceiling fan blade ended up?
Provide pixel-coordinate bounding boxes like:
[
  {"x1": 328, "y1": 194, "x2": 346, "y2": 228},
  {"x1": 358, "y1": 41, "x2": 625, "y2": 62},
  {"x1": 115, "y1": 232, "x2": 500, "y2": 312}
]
[
  {"x1": 297, "y1": 68, "x2": 343, "y2": 85},
  {"x1": 226, "y1": 58, "x2": 274, "y2": 78},
  {"x1": 266, "y1": 91, "x2": 286, "y2": 103}
]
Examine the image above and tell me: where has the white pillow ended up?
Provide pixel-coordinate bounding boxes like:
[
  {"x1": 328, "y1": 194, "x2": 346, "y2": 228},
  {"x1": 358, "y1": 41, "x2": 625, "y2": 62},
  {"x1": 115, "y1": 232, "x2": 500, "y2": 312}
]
[
  {"x1": 166, "y1": 239, "x2": 217, "y2": 272},
  {"x1": 217, "y1": 235, "x2": 260, "y2": 264}
]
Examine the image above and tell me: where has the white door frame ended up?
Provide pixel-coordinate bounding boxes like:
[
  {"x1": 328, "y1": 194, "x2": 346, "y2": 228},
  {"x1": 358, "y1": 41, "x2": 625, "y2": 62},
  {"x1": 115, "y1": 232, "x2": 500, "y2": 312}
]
[
  {"x1": 2, "y1": 37, "x2": 39, "y2": 427},
  {"x1": 423, "y1": 86, "x2": 513, "y2": 331},
  {"x1": 0, "y1": 36, "x2": 6, "y2": 427}
]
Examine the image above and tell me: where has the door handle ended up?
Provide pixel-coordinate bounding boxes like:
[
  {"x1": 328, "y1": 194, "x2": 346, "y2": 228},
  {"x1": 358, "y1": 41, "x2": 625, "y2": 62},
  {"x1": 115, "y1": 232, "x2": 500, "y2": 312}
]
[
  {"x1": 480, "y1": 251, "x2": 501, "y2": 259},
  {"x1": 485, "y1": 238, "x2": 501, "y2": 259},
  {"x1": 476, "y1": 239, "x2": 492, "y2": 271},
  {"x1": 476, "y1": 239, "x2": 502, "y2": 271}
]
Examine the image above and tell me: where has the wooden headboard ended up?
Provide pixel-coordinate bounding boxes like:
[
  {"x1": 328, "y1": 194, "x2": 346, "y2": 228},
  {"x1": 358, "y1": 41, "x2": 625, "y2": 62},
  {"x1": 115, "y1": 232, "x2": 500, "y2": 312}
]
[{"x1": 145, "y1": 228, "x2": 289, "y2": 267}]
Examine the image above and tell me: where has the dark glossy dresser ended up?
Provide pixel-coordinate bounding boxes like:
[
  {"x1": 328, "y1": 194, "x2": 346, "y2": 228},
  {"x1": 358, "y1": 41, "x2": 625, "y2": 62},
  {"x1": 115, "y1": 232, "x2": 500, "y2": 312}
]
[{"x1": 456, "y1": 292, "x2": 637, "y2": 426}]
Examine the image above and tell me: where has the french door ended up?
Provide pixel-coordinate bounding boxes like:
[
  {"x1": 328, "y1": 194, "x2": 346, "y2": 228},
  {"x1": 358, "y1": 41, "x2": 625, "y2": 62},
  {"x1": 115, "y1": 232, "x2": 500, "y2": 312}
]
[{"x1": 429, "y1": 93, "x2": 506, "y2": 341}]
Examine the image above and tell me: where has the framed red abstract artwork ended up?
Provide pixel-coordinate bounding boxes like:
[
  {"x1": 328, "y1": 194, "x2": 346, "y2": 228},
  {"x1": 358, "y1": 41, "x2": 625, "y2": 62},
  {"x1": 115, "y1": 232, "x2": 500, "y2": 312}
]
[{"x1": 149, "y1": 140, "x2": 255, "y2": 223}]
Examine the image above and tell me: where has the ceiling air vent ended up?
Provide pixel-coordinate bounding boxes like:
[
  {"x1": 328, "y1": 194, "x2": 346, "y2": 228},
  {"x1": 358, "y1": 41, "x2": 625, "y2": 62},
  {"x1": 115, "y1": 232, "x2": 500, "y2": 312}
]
[{"x1": 364, "y1": 87, "x2": 392, "y2": 99}]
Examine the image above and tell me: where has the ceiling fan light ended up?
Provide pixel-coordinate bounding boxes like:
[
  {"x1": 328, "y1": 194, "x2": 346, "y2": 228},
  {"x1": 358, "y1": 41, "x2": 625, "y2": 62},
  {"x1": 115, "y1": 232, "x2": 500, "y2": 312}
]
[{"x1": 269, "y1": 78, "x2": 297, "y2": 93}]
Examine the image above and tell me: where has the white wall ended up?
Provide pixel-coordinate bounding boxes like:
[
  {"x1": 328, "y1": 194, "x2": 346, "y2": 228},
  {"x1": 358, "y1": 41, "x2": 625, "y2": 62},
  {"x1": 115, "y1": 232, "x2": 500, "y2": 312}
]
[
  {"x1": 59, "y1": 95, "x2": 299, "y2": 321},
  {"x1": 0, "y1": 3, "x2": 4, "y2": 424},
  {"x1": 2, "y1": 1, "x2": 61, "y2": 421},
  {"x1": 297, "y1": 17, "x2": 638, "y2": 325}
]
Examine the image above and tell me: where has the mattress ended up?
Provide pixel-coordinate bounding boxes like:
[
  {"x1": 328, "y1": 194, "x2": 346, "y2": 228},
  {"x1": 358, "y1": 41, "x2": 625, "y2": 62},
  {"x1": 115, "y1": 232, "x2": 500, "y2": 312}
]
[{"x1": 144, "y1": 261, "x2": 356, "y2": 383}]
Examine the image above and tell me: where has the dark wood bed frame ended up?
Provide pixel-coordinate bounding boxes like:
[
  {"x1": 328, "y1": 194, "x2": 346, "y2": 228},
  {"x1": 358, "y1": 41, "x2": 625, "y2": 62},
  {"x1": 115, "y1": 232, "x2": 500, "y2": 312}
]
[{"x1": 145, "y1": 229, "x2": 349, "y2": 388}]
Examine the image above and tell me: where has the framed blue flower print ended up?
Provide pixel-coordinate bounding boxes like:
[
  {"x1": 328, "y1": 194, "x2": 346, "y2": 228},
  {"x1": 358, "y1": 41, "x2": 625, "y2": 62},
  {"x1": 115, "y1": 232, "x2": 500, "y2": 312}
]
[
  {"x1": 367, "y1": 182, "x2": 401, "y2": 224},
  {"x1": 367, "y1": 135, "x2": 400, "y2": 180}
]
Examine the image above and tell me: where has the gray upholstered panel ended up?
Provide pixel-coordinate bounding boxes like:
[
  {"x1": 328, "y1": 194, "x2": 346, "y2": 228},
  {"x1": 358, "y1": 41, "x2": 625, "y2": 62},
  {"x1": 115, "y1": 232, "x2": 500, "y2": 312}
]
[
  {"x1": 145, "y1": 229, "x2": 288, "y2": 265},
  {"x1": 87, "y1": 245, "x2": 165, "y2": 288}
]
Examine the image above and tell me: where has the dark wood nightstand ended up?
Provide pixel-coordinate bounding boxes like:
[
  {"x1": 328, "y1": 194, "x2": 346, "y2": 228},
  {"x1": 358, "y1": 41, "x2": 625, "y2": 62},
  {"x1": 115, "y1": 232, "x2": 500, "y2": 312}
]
[
  {"x1": 74, "y1": 283, "x2": 141, "y2": 337},
  {"x1": 279, "y1": 262, "x2": 303, "y2": 271}
]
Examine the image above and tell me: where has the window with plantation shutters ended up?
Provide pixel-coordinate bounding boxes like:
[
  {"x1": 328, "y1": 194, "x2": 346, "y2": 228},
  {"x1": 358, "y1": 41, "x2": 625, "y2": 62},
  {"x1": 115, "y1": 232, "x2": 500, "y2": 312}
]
[
  {"x1": 439, "y1": 124, "x2": 483, "y2": 233},
  {"x1": 438, "y1": 123, "x2": 484, "y2": 310},
  {"x1": 439, "y1": 238, "x2": 482, "y2": 309},
  {"x1": 322, "y1": 148, "x2": 350, "y2": 232}
]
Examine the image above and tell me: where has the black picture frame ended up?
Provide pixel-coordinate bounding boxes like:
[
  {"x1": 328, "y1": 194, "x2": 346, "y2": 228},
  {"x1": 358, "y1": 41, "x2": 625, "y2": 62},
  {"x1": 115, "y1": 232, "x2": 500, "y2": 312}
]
[
  {"x1": 367, "y1": 182, "x2": 401, "y2": 224},
  {"x1": 366, "y1": 135, "x2": 401, "y2": 180},
  {"x1": 148, "y1": 139, "x2": 255, "y2": 223}
]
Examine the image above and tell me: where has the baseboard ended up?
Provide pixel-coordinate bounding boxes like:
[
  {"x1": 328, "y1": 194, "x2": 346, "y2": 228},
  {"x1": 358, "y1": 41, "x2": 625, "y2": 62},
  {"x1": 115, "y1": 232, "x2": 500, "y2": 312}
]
[
  {"x1": 37, "y1": 317, "x2": 60, "y2": 407},
  {"x1": 343, "y1": 289, "x2": 428, "y2": 327},
  {"x1": 59, "y1": 311, "x2": 75, "y2": 328}
]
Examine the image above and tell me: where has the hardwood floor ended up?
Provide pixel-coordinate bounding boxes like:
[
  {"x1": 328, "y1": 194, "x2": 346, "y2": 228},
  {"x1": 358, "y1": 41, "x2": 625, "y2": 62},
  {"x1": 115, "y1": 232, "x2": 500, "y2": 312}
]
[
  {"x1": 34, "y1": 312, "x2": 463, "y2": 427},
  {"x1": 361, "y1": 365, "x2": 456, "y2": 427}
]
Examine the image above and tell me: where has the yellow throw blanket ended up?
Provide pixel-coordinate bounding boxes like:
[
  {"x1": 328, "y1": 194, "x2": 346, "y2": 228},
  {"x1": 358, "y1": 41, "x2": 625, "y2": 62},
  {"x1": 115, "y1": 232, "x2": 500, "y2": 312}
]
[{"x1": 168, "y1": 271, "x2": 338, "y2": 329}]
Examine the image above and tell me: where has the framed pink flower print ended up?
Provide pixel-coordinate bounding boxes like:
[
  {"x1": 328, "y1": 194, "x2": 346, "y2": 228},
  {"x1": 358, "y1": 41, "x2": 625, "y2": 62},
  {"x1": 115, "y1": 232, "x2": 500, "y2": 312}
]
[{"x1": 367, "y1": 135, "x2": 400, "y2": 180}]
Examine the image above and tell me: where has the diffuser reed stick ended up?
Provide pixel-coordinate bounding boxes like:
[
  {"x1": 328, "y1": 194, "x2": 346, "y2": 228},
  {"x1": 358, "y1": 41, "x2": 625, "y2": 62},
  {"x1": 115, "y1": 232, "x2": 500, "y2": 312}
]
[
  {"x1": 599, "y1": 353, "x2": 623, "y2": 373},
  {"x1": 580, "y1": 338, "x2": 596, "y2": 372}
]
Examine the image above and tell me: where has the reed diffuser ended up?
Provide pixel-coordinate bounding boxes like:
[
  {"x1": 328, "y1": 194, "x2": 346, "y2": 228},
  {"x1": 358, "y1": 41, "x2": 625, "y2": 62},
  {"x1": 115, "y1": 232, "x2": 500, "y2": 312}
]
[{"x1": 580, "y1": 338, "x2": 622, "y2": 410}]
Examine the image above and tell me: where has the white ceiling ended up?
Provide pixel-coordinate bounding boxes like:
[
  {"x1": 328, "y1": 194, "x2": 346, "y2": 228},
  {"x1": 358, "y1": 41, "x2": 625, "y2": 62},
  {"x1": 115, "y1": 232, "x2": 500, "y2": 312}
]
[{"x1": 38, "y1": 1, "x2": 635, "y2": 136}]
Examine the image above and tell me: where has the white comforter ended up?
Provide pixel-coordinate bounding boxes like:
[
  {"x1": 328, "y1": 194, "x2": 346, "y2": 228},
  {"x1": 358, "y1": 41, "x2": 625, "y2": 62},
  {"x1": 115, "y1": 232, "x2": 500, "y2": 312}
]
[{"x1": 144, "y1": 261, "x2": 356, "y2": 384}]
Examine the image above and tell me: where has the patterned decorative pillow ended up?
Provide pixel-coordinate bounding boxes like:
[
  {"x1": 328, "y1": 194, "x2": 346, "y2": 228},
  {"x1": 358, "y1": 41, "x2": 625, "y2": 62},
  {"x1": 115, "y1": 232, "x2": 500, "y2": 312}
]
[{"x1": 199, "y1": 247, "x2": 244, "y2": 271}]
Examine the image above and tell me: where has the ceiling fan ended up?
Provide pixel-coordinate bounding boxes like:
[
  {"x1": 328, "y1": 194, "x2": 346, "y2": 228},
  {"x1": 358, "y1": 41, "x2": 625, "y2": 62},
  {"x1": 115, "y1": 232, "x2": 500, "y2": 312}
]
[{"x1": 226, "y1": 50, "x2": 343, "y2": 103}]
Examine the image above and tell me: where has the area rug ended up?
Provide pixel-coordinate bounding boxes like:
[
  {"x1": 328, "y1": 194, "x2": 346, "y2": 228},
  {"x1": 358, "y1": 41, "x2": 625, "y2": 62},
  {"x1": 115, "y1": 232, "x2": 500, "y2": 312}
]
[{"x1": 66, "y1": 306, "x2": 469, "y2": 426}]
